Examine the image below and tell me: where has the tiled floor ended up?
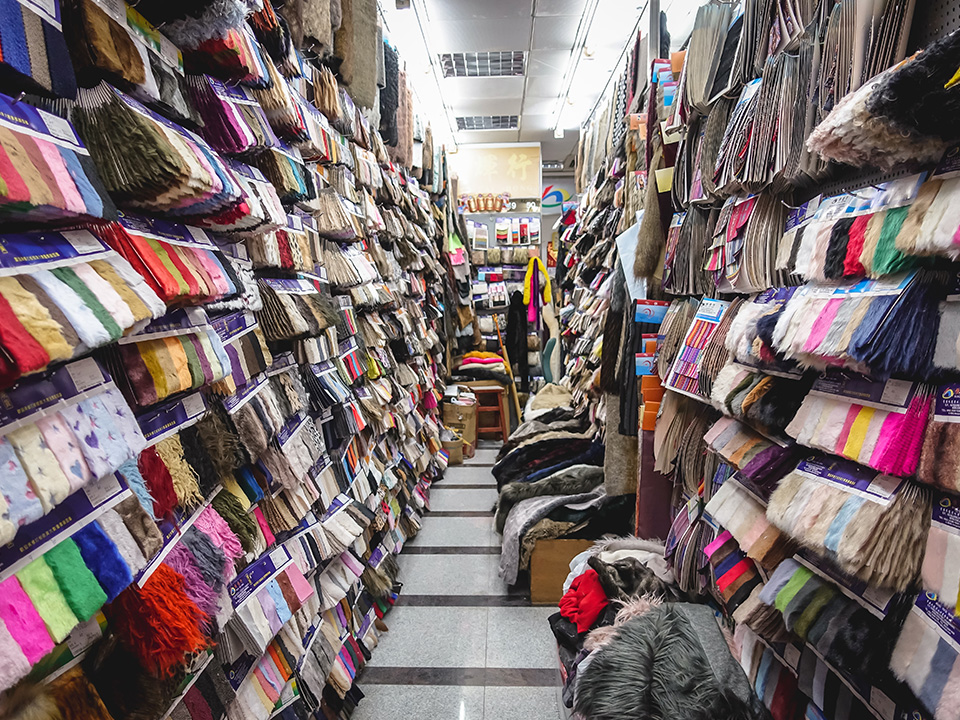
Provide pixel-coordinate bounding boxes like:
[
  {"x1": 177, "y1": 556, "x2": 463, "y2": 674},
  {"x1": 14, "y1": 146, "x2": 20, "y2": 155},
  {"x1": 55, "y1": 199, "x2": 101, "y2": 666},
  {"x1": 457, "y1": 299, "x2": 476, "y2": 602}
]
[{"x1": 354, "y1": 442, "x2": 563, "y2": 719}]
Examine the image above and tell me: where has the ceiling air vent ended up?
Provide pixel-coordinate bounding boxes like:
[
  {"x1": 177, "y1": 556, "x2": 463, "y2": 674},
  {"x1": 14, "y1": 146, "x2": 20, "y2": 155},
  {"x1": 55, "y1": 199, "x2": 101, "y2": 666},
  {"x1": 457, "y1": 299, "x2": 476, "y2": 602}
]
[
  {"x1": 439, "y1": 51, "x2": 526, "y2": 78},
  {"x1": 455, "y1": 115, "x2": 519, "y2": 131}
]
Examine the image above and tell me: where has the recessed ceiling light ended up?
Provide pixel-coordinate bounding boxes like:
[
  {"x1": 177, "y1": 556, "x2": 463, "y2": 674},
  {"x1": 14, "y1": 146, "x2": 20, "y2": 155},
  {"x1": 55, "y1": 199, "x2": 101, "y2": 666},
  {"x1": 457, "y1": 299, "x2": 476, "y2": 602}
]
[
  {"x1": 455, "y1": 115, "x2": 519, "y2": 131},
  {"x1": 439, "y1": 52, "x2": 526, "y2": 78},
  {"x1": 543, "y1": 161, "x2": 564, "y2": 170}
]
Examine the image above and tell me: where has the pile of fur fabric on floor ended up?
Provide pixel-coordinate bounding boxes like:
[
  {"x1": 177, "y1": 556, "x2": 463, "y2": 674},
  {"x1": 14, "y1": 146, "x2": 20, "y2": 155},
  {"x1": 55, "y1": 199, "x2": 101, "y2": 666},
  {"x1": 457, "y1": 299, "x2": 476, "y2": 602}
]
[
  {"x1": 553, "y1": 537, "x2": 770, "y2": 720},
  {"x1": 494, "y1": 383, "x2": 636, "y2": 586}
]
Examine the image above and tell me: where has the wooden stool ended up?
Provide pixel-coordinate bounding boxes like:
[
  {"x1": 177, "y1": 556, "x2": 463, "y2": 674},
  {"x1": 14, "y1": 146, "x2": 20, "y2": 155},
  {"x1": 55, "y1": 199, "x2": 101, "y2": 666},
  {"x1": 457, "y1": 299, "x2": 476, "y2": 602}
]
[{"x1": 473, "y1": 385, "x2": 509, "y2": 442}]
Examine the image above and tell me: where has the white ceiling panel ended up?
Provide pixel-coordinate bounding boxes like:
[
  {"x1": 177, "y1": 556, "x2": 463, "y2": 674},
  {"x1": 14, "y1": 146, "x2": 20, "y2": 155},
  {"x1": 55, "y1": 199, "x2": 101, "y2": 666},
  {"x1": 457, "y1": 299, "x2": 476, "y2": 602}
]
[
  {"x1": 534, "y1": 0, "x2": 588, "y2": 16},
  {"x1": 527, "y1": 49, "x2": 569, "y2": 77},
  {"x1": 430, "y1": 19, "x2": 533, "y2": 53},
  {"x1": 519, "y1": 112, "x2": 558, "y2": 133},
  {"x1": 531, "y1": 15, "x2": 580, "y2": 50},
  {"x1": 451, "y1": 129, "x2": 522, "y2": 144},
  {"x1": 521, "y1": 96, "x2": 556, "y2": 115},
  {"x1": 442, "y1": 77, "x2": 526, "y2": 102},
  {"x1": 525, "y1": 74, "x2": 564, "y2": 98},
  {"x1": 451, "y1": 96, "x2": 524, "y2": 115},
  {"x1": 425, "y1": 0, "x2": 532, "y2": 21}
]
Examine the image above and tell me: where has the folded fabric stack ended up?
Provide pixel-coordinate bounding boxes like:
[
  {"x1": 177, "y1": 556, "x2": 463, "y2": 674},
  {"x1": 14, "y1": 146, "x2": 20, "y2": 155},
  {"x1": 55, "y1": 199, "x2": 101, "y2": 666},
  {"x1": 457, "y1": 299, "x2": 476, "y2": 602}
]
[
  {"x1": 705, "y1": 477, "x2": 795, "y2": 570},
  {"x1": 249, "y1": 228, "x2": 316, "y2": 273},
  {"x1": 710, "y1": 365, "x2": 810, "y2": 436},
  {"x1": 785, "y1": 389, "x2": 932, "y2": 476},
  {"x1": 769, "y1": 270, "x2": 948, "y2": 379},
  {"x1": 0, "y1": 258, "x2": 165, "y2": 388},
  {"x1": 118, "y1": 328, "x2": 231, "y2": 407},
  {"x1": 251, "y1": 145, "x2": 315, "y2": 206},
  {"x1": 0, "y1": 93, "x2": 115, "y2": 223},
  {"x1": 255, "y1": 278, "x2": 334, "y2": 342},
  {"x1": 200, "y1": 163, "x2": 287, "y2": 236},
  {"x1": 187, "y1": 75, "x2": 281, "y2": 156},
  {"x1": 0, "y1": 386, "x2": 146, "y2": 543},
  {"x1": 766, "y1": 457, "x2": 931, "y2": 591},
  {"x1": 95, "y1": 221, "x2": 243, "y2": 307},
  {"x1": 212, "y1": 325, "x2": 274, "y2": 395},
  {"x1": 73, "y1": 84, "x2": 244, "y2": 218},
  {"x1": 732, "y1": 625, "x2": 801, "y2": 720},
  {"x1": 224, "y1": 562, "x2": 314, "y2": 658},
  {"x1": 0, "y1": 3, "x2": 76, "y2": 98},
  {"x1": 704, "y1": 530, "x2": 763, "y2": 613}
]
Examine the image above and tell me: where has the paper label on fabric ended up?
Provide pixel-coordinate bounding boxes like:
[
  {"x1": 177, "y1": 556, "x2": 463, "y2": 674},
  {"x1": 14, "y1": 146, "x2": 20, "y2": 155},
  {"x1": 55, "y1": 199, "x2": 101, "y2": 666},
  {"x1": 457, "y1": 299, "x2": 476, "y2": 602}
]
[
  {"x1": 66, "y1": 358, "x2": 106, "y2": 393},
  {"x1": 262, "y1": 277, "x2": 318, "y2": 295},
  {"x1": 0, "y1": 360, "x2": 111, "y2": 429},
  {"x1": 794, "y1": 457, "x2": 904, "y2": 506},
  {"x1": 277, "y1": 412, "x2": 307, "y2": 448},
  {"x1": 222, "y1": 374, "x2": 267, "y2": 414},
  {"x1": 869, "y1": 688, "x2": 897, "y2": 720},
  {"x1": 65, "y1": 617, "x2": 103, "y2": 656},
  {"x1": 16, "y1": 0, "x2": 60, "y2": 26},
  {"x1": 0, "y1": 472, "x2": 129, "y2": 577},
  {"x1": 136, "y1": 393, "x2": 207, "y2": 441},
  {"x1": 83, "y1": 472, "x2": 121, "y2": 506},
  {"x1": 754, "y1": 286, "x2": 798, "y2": 304},
  {"x1": 809, "y1": 371, "x2": 916, "y2": 413},
  {"x1": 228, "y1": 544, "x2": 291, "y2": 608},
  {"x1": 931, "y1": 491, "x2": 960, "y2": 534},
  {"x1": 915, "y1": 593, "x2": 960, "y2": 652},
  {"x1": 212, "y1": 310, "x2": 257, "y2": 343},
  {"x1": 118, "y1": 214, "x2": 216, "y2": 248},
  {"x1": 934, "y1": 383, "x2": 960, "y2": 423},
  {"x1": 0, "y1": 92, "x2": 88, "y2": 154},
  {"x1": 934, "y1": 145, "x2": 960, "y2": 178},
  {"x1": 795, "y1": 551, "x2": 894, "y2": 618},
  {"x1": 0, "y1": 230, "x2": 110, "y2": 274},
  {"x1": 695, "y1": 298, "x2": 729, "y2": 322},
  {"x1": 227, "y1": 653, "x2": 257, "y2": 691}
]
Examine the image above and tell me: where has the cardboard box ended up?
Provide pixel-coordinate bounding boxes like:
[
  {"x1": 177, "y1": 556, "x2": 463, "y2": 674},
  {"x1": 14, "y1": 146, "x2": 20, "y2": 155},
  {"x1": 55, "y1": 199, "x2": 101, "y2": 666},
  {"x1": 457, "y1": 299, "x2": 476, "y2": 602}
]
[
  {"x1": 443, "y1": 400, "x2": 477, "y2": 448},
  {"x1": 441, "y1": 438, "x2": 463, "y2": 465},
  {"x1": 530, "y1": 538, "x2": 595, "y2": 605}
]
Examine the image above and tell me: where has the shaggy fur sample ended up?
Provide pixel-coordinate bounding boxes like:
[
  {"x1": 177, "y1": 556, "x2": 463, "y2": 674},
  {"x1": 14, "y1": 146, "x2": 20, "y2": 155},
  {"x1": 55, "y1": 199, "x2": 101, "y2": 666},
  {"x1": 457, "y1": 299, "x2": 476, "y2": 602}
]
[
  {"x1": 495, "y1": 465, "x2": 603, "y2": 533},
  {"x1": 575, "y1": 604, "x2": 767, "y2": 720}
]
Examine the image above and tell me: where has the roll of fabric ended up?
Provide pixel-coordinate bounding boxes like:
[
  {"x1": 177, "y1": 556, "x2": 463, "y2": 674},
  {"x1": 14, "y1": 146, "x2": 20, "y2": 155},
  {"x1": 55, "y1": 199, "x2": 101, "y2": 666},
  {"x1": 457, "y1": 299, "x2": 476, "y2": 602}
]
[
  {"x1": 36, "y1": 410, "x2": 94, "y2": 493},
  {"x1": 0, "y1": 275, "x2": 74, "y2": 363},
  {"x1": 29, "y1": 267, "x2": 113, "y2": 350}
]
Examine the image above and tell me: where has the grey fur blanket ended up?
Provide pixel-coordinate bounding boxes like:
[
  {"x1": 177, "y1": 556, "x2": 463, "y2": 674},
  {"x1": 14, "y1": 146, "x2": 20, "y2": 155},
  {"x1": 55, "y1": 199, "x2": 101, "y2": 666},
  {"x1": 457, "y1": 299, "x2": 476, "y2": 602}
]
[
  {"x1": 495, "y1": 465, "x2": 604, "y2": 533},
  {"x1": 499, "y1": 488, "x2": 606, "y2": 585},
  {"x1": 575, "y1": 604, "x2": 769, "y2": 720}
]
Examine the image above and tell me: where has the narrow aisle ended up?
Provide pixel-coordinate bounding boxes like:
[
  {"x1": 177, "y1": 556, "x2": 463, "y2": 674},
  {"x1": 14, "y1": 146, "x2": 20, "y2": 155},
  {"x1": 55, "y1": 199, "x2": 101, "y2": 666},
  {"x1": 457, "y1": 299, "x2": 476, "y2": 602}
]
[{"x1": 353, "y1": 442, "x2": 563, "y2": 719}]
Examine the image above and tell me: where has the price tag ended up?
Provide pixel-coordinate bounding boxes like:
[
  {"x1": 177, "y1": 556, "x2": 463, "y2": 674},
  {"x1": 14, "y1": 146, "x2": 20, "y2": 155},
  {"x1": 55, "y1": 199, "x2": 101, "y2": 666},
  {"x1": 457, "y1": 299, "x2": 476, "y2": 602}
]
[
  {"x1": 84, "y1": 473, "x2": 121, "y2": 506},
  {"x1": 186, "y1": 226, "x2": 211, "y2": 244},
  {"x1": 37, "y1": 108, "x2": 79, "y2": 146},
  {"x1": 66, "y1": 358, "x2": 104, "y2": 393},
  {"x1": 65, "y1": 617, "x2": 102, "y2": 655},
  {"x1": 181, "y1": 393, "x2": 206, "y2": 419},
  {"x1": 869, "y1": 687, "x2": 896, "y2": 720},
  {"x1": 61, "y1": 230, "x2": 104, "y2": 255},
  {"x1": 270, "y1": 547, "x2": 288, "y2": 568}
]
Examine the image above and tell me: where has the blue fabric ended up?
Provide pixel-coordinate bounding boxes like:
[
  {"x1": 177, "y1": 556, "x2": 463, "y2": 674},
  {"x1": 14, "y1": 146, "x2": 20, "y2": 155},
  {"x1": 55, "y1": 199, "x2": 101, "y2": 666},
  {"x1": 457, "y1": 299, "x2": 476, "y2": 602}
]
[
  {"x1": 236, "y1": 466, "x2": 265, "y2": 502},
  {"x1": 523, "y1": 441, "x2": 604, "y2": 483},
  {"x1": 918, "y1": 638, "x2": 957, "y2": 713},
  {"x1": 824, "y1": 496, "x2": 866, "y2": 553},
  {"x1": 56, "y1": 146, "x2": 102, "y2": 217},
  {"x1": 73, "y1": 521, "x2": 133, "y2": 601},
  {"x1": 713, "y1": 550, "x2": 744, "y2": 579},
  {"x1": 266, "y1": 579, "x2": 291, "y2": 625},
  {"x1": 754, "y1": 649, "x2": 774, "y2": 699},
  {"x1": 0, "y1": 0, "x2": 31, "y2": 75},
  {"x1": 117, "y1": 459, "x2": 155, "y2": 520}
]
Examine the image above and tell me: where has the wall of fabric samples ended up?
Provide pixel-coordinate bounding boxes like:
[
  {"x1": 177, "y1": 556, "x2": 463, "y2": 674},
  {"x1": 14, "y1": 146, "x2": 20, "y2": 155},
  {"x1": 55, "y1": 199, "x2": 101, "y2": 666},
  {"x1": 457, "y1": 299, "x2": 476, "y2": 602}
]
[
  {"x1": 557, "y1": 3, "x2": 960, "y2": 720},
  {"x1": 0, "y1": 2, "x2": 451, "y2": 720}
]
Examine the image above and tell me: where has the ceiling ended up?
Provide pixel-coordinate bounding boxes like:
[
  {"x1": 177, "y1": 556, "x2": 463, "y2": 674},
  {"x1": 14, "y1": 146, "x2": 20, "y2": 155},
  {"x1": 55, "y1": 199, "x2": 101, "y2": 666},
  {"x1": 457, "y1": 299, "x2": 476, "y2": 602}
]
[{"x1": 418, "y1": 0, "x2": 648, "y2": 169}]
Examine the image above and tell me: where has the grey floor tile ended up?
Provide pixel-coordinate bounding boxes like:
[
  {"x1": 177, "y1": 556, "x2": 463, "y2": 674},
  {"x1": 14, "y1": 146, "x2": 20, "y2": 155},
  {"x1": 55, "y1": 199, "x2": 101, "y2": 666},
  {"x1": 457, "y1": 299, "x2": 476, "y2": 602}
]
[
  {"x1": 398, "y1": 553, "x2": 507, "y2": 595},
  {"x1": 430, "y1": 487, "x2": 499, "y2": 512},
  {"x1": 413, "y1": 516, "x2": 502, "y2": 547},
  {"x1": 352, "y1": 684, "x2": 485, "y2": 720},
  {"x1": 485, "y1": 606, "x2": 558, "y2": 669},
  {"x1": 466, "y1": 448, "x2": 500, "y2": 465},
  {"x1": 440, "y1": 466, "x2": 497, "y2": 486},
  {"x1": 369, "y1": 606, "x2": 488, "y2": 668},
  {"x1": 484, "y1": 686, "x2": 562, "y2": 720}
]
